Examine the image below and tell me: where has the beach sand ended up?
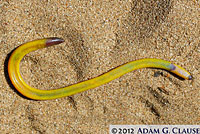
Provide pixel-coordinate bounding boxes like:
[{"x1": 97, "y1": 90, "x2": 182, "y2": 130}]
[{"x1": 1, "y1": 0, "x2": 199, "y2": 133}]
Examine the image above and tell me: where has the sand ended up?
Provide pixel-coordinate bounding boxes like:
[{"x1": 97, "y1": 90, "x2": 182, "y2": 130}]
[{"x1": 0, "y1": 0, "x2": 199, "y2": 133}]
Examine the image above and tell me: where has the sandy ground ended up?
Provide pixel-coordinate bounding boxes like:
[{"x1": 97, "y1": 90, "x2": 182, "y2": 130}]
[{"x1": 0, "y1": 0, "x2": 200, "y2": 133}]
